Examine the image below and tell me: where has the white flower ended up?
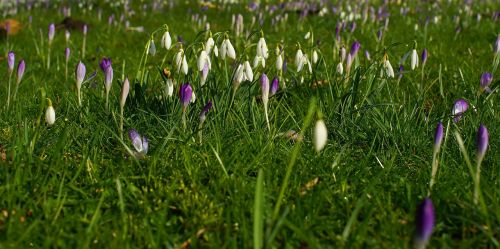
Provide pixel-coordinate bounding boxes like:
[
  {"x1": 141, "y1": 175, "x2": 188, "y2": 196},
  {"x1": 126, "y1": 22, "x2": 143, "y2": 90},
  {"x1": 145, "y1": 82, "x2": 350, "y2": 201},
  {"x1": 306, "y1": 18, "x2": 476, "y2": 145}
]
[
  {"x1": 276, "y1": 54, "x2": 283, "y2": 71},
  {"x1": 191, "y1": 91, "x2": 196, "y2": 103},
  {"x1": 166, "y1": 78, "x2": 174, "y2": 97},
  {"x1": 253, "y1": 55, "x2": 265, "y2": 69},
  {"x1": 205, "y1": 37, "x2": 214, "y2": 54},
  {"x1": 384, "y1": 59, "x2": 395, "y2": 78},
  {"x1": 340, "y1": 46, "x2": 346, "y2": 62},
  {"x1": 182, "y1": 55, "x2": 188, "y2": 75},
  {"x1": 313, "y1": 119, "x2": 327, "y2": 152},
  {"x1": 175, "y1": 49, "x2": 184, "y2": 73},
  {"x1": 257, "y1": 37, "x2": 269, "y2": 59},
  {"x1": 312, "y1": 50, "x2": 319, "y2": 64},
  {"x1": 161, "y1": 31, "x2": 172, "y2": 50},
  {"x1": 197, "y1": 50, "x2": 211, "y2": 71},
  {"x1": 295, "y1": 49, "x2": 303, "y2": 69},
  {"x1": 221, "y1": 38, "x2": 236, "y2": 60},
  {"x1": 149, "y1": 39, "x2": 156, "y2": 56},
  {"x1": 45, "y1": 103, "x2": 55, "y2": 125},
  {"x1": 410, "y1": 49, "x2": 419, "y2": 70},
  {"x1": 336, "y1": 62, "x2": 344, "y2": 75},
  {"x1": 213, "y1": 45, "x2": 219, "y2": 57},
  {"x1": 243, "y1": 61, "x2": 253, "y2": 81},
  {"x1": 233, "y1": 64, "x2": 245, "y2": 87},
  {"x1": 304, "y1": 31, "x2": 311, "y2": 40}
]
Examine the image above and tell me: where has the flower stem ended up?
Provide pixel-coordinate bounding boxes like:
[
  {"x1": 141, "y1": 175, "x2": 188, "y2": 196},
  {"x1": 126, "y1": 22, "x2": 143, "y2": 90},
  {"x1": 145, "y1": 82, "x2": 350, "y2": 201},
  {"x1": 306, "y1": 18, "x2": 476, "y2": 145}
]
[{"x1": 6, "y1": 73, "x2": 12, "y2": 109}]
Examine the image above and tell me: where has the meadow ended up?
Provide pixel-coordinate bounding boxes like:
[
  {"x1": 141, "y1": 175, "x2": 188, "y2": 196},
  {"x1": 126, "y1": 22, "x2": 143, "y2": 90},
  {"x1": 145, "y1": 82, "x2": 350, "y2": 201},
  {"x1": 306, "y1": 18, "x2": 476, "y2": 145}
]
[{"x1": 0, "y1": 0, "x2": 498, "y2": 248}]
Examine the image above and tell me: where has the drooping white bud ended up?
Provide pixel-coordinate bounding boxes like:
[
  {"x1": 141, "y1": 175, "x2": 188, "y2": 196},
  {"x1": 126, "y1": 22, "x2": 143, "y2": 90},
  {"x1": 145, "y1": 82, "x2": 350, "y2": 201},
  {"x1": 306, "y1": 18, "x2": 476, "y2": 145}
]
[
  {"x1": 314, "y1": 119, "x2": 327, "y2": 152},
  {"x1": 312, "y1": 50, "x2": 319, "y2": 64},
  {"x1": 161, "y1": 31, "x2": 172, "y2": 50},
  {"x1": 336, "y1": 62, "x2": 344, "y2": 75},
  {"x1": 243, "y1": 61, "x2": 253, "y2": 81},
  {"x1": 45, "y1": 101, "x2": 56, "y2": 126},
  {"x1": 410, "y1": 49, "x2": 419, "y2": 70}
]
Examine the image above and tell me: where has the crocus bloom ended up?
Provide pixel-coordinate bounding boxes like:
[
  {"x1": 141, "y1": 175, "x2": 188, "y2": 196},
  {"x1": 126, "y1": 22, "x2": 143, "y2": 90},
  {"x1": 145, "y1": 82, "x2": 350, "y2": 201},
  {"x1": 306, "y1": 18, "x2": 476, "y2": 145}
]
[
  {"x1": 270, "y1": 76, "x2": 279, "y2": 96},
  {"x1": 295, "y1": 49, "x2": 304, "y2": 69},
  {"x1": 76, "y1": 61, "x2": 86, "y2": 90},
  {"x1": 48, "y1": 23, "x2": 55, "y2": 45},
  {"x1": 480, "y1": 72, "x2": 492, "y2": 90},
  {"x1": 414, "y1": 198, "x2": 435, "y2": 249},
  {"x1": 260, "y1": 73, "x2": 269, "y2": 107},
  {"x1": 120, "y1": 77, "x2": 130, "y2": 109},
  {"x1": 46, "y1": 99, "x2": 56, "y2": 125},
  {"x1": 161, "y1": 31, "x2": 172, "y2": 50},
  {"x1": 349, "y1": 41, "x2": 361, "y2": 57},
  {"x1": 421, "y1": 49, "x2": 428, "y2": 65},
  {"x1": 314, "y1": 119, "x2": 328, "y2": 152},
  {"x1": 477, "y1": 124, "x2": 489, "y2": 160},
  {"x1": 452, "y1": 99, "x2": 468, "y2": 123},
  {"x1": 16, "y1": 60, "x2": 25, "y2": 84},
  {"x1": 434, "y1": 122, "x2": 444, "y2": 153},
  {"x1": 128, "y1": 129, "x2": 148, "y2": 157},
  {"x1": 199, "y1": 101, "x2": 213, "y2": 123},
  {"x1": 65, "y1": 47, "x2": 70, "y2": 62},
  {"x1": 494, "y1": 35, "x2": 500, "y2": 54},
  {"x1": 7, "y1": 51, "x2": 15, "y2": 73},
  {"x1": 179, "y1": 83, "x2": 193, "y2": 111},
  {"x1": 83, "y1": 25, "x2": 88, "y2": 35},
  {"x1": 99, "y1": 58, "x2": 112, "y2": 72}
]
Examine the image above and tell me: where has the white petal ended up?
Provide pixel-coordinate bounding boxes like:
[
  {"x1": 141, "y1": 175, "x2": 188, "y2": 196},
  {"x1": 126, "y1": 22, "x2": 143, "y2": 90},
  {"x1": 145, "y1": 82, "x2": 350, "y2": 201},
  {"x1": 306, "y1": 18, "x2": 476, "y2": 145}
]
[{"x1": 314, "y1": 119, "x2": 327, "y2": 152}]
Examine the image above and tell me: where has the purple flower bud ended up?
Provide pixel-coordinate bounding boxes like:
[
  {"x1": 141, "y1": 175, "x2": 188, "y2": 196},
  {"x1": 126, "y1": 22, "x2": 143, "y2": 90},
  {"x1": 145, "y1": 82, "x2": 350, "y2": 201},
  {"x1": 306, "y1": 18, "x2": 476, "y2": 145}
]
[
  {"x1": 421, "y1": 49, "x2": 428, "y2": 65},
  {"x1": 48, "y1": 23, "x2": 55, "y2": 44},
  {"x1": 364, "y1": 50, "x2": 371, "y2": 61},
  {"x1": 17, "y1": 60, "x2": 25, "y2": 84},
  {"x1": 494, "y1": 35, "x2": 500, "y2": 54},
  {"x1": 398, "y1": 64, "x2": 404, "y2": 80},
  {"x1": 414, "y1": 198, "x2": 435, "y2": 249},
  {"x1": 377, "y1": 29, "x2": 383, "y2": 41},
  {"x1": 76, "y1": 61, "x2": 86, "y2": 87},
  {"x1": 260, "y1": 73, "x2": 270, "y2": 105},
  {"x1": 83, "y1": 24, "x2": 88, "y2": 35},
  {"x1": 104, "y1": 66, "x2": 113, "y2": 90},
  {"x1": 120, "y1": 77, "x2": 130, "y2": 108},
  {"x1": 434, "y1": 122, "x2": 444, "y2": 153},
  {"x1": 452, "y1": 99, "x2": 468, "y2": 123},
  {"x1": 108, "y1": 14, "x2": 115, "y2": 25},
  {"x1": 99, "y1": 57, "x2": 112, "y2": 72},
  {"x1": 270, "y1": 76, "x2": 279, "y2": 96},
  {"x1": 179, "y1": 83, "x2": 193, "y2": 110},
  {"x1": 128, "y1": 129, "x2": 148, "y2": 155},
  {"x1": 7, "y1": 51, "x2": 15, "y2": 73},
  {"x1": 65, "y1": 47, "x2": 70, "y2": 62},
  {"x1": 349, "y1": 41, "x2": 361, "y2": 57},
  {"x1": 199, "y1": 101, "x2": 213, "y2": 123},
  {"x1": 480, "y1": 72, "x2": 492, "y2": 89},
  {"x1": 477, "y1": 124, "x2": 488, "y2": 159}
]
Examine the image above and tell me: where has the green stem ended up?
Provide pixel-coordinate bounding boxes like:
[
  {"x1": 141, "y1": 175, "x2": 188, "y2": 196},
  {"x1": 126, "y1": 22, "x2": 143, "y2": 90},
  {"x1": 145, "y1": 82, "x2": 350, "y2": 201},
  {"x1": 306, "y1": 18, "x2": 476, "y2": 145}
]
[
  {"x1": 120, "y1": 106, "x2": 124, "y2": 140},
  {"x1": 7, "y1": 73, "x2": 12, "y2": 109}
]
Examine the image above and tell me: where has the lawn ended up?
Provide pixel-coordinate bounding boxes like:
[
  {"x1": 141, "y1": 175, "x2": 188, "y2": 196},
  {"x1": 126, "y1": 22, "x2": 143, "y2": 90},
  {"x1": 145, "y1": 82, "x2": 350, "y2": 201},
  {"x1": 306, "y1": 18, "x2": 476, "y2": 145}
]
[{"x1": 0, "y1": 1, "x2": 498, "y2": 248}]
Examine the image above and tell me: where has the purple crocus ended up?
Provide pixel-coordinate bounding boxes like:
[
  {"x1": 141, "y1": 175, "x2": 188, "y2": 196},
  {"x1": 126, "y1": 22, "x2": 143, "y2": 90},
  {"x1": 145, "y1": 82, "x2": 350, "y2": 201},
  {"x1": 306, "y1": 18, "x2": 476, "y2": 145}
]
[
  {"x1": 398, "y1": 64, "x2": 404, "y2": 80},
  {"x1": 199, "y1": 101, "x2": 213, "y2": 123},
  {"x1": 421, "y1": 49, "x2": 428, "y2": 65},
  {"x1": 179, "y1": 83, "x2": 193, "y2": 111},
  {"x1": 83, "y1": 24, "x2": 88, "y2": 35},
  {"x1": 99, "y1": 57, "x2": 112, "y2": 72},
  {"x1": 452, "y1": 99, "x2": 468, "y2": 123},
  {"x1": 477, "y1": 124, "x2": 489, "y2": 160},
  {"x1": 414, "y1": 198, "x2": 435, "y2": 249},
  {"x1": 364, "y1": 50, "x2": 371, "y2": 61},
  {"x1": 7, "y1": 51, "x2": 15, "y2": 73},
  {"x1": 349, "y1": 41, "x2": 361, "y2": 57},
  {"x1": 76, "y1": 61, "x2": 86, "y2": 87},
  {"x1": 48, "y1": 23, "x2": 55, "y2": 45},
  {"x1": 480, "y1": 72, "x2": 492, "y2": 90},
  {"x1": 16, "y1": 60, "x2": 25, "y2": 84},
  {"x1": 128, "y1": 129, "x2": 148, "y2": 157},
  {"x1": 434, "y1": 122, "x2": 444, "y2": 153},
  {"x1": 65, "y1": 47, "x2": 70, "y2": 62},
  {"x1": 270, "y1": 76, "x2": 279, "y2": 96}
]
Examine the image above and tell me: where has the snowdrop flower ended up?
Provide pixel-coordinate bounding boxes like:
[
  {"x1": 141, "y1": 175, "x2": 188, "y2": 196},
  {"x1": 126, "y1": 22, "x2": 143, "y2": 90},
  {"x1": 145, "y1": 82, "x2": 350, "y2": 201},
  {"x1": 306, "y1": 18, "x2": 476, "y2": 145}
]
[
  {"x1": 383, "y1": 54, "x2": 395, "y2": 78},
  {"x1": 314, "y1": 119, "x2": 327, "y2": 152},
  {"x1": 174, "y1": 49, "x2": 188, "y2": 75},
  {"x1": 161, "y1": 31, "x2": 172, "y2": 50},
  {"x1": 295, "y1": 48, "x2": 304, "y2": 69},
  {"x1": 128, "y1": 129, "x2": 149, "y2": 158},
  {"x1": 148, "y1": 39, "x2": 156, "y2": 56},
  {"x1": 340, "y1": 46, "x2": 346, "y2": 62},
  {"x1": 197, "y1": 50, "x2": 211, "y2": 72},
  {"x1": 261, "y1": 73, "x2": 270, "y2": 130},
  {"x1": 243, "y1": 61, "x2": 253, "y2": 81},
  {"x1": 166, "y1": 78, "x2": 174, "y2": 97},
  {"x1": 205, "y1": 36, "x2": 215, "y2": 54},
  {"x1": 276, "y1": 46, "x2": 283, "y2": 71},
  {"x1": 312, "y1": 50, "x2": 319, "y2": 64},
  {"x1": 220, "y1": 37, "x2": 236, "y2": 60},
  {"x1": 411, "y1": 48, "x2": 419, "y2": 70},
  {"x1": 233, "y1": 64, "x2": 245, "y2": 88},
  {"x1": 200, "y1": 63, "x2": 209, "y2": 86},
  {"x1": 213, "y1": 45, "x2": 219, "y2": 57},
  {"x1": 45, "y1": 98, "x2": 56, "y2": 126},
  {"x1": 253, "y1": 55, "x2": 265, "y2": 69},
  {"x1": 336, "y1": 62, "x2": 344, "y2": 75},
  {"x1": 257, "y1": 37, "x2": 269, "y2": 59}
]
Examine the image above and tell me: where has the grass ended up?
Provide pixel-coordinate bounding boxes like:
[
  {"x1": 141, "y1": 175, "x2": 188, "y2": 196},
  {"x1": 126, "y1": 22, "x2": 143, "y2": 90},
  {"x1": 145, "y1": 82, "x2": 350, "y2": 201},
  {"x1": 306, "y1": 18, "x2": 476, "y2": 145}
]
[{"x1": 0, "y1": 1, "x2": 499, "y2": 248}]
